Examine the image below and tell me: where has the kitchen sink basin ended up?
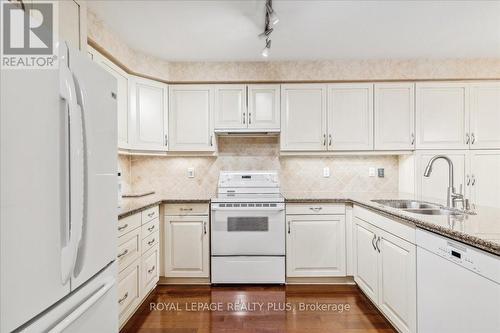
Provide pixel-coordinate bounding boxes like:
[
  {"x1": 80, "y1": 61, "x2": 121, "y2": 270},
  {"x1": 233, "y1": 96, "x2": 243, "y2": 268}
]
[
  {"x1": 371, "y1": 199, "x2": 441, "y2": 210},
  {"x1": 403, "y1": 208, "x2": 463, "y2": 216}
]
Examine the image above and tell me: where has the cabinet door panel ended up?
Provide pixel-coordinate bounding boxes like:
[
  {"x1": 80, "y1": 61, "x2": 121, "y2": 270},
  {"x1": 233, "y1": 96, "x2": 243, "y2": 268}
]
[
  {"x1": 416, "y1": 150, "x2": 467, "y2": 204},
  {"x1": 328, "y1": 84, "x2": 373, "y2": 151},
  {"x1": 129, "y1": 77, "x2": 168, "y2": 151},
  {"x1": 374, "y1": 83, "x2": 415, "y2": 150},
  {"x1": 164, "y1": 216, "x2": 209, "y2": 277},
  {"x1": 248, "y1": 84, "x2": 280, "y2": 130},
  {"x1": 281, "y1": 84, "x2": 327, "y2": 151},
  {"x1": 470, "y1": 82, "x2": 500, "y2": 149},
  {"x1": 214, "y1": 85, "x2": 246, "y2": 129},
  {"x1": 286, "y1": 215, "x2": 346, "y2": 277},
  {"x1": 470, "y1": 151, "x2": 500, "y2": 209},
  {"x1": 169, "y1": 86, "x2": 215, "y2": 151},
  {"x1": 416, "y1": 83, "x2": 468, "y2": 149},
  {"x1": 378, "y1": 231, "x2": 416, "y2": 333},
  {"x1": 353, "y1": 218, "x2": 378, "y2": 304},
  {"x1": 88, "y1": 47, "x2": 129, "y2": 148}
]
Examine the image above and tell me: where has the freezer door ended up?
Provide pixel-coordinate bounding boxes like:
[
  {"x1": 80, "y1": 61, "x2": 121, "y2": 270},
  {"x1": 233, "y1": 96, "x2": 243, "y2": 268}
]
[
  {"x1": 0, "y1": 50, "x2": 71, "y2": 331},
  {"x1": 68, "y1": 46, "x2": 118, "y2": 289},
  {"x1": 20, "y1": 262, "x2": 118, "y2": 333}
]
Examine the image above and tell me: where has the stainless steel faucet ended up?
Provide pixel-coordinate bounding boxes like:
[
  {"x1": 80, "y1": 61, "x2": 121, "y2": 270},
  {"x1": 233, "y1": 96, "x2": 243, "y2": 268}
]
[{"x1": 423, "y1": 155, "x2": 467, "y2": 209}]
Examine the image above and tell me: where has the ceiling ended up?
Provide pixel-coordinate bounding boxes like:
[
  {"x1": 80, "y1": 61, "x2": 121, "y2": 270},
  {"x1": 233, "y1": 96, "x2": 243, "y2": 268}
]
[{"x1": 87, "y1": 0, "x2": 500, "y2": 62}]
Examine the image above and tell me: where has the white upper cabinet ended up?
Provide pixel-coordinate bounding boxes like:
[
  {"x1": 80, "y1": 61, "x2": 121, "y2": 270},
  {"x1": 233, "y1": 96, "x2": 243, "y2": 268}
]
[
  {"x1": 469, "y1": 82, "x2": 500, "y2": 149},
  {"x1": 58, "y1": 0, "x2": 87, "y2": 52},
  {"x1": 281, "y1": 84, "x2": 328, "y2": 151},
  {"x1": 88, "y1": 47, "x2": 129, "y2": 149},
  {"x1": 374, "y1": 83, "x2": 415, "y2": 150},
  {"x1": 247, "y1": 84, "x2": 280, "y2": 130},
  {"x1": 128, "y1": 76, "x2": 168, "y2": 151},
  {"x1": 169, "y1": 85, "x2": 215, "y2": 151},
  {"x1": 469, "y1": 150, "x2": 500, "y2": 209},
  {"x1": 416, "y1": 82, "x2": 469, "y2": 149},
  {"x1": 328, "y1": 84, "x2": 374, "y2": 151},
  {"x1": 214, "y1": 85, "x2": 246, "y2": 129},
  {"x1": 214, "y1": 84, "x2": 280, "y2": 131}
]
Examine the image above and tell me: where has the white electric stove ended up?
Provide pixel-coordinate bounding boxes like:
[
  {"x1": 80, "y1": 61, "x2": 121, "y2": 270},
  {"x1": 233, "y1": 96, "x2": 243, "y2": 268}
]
[{"x1": 211, "y1": 171, "x2": 285, "y2": 284}]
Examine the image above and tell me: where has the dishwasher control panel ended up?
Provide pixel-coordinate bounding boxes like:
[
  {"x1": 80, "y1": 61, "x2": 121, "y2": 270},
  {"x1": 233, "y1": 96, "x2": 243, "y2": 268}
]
[{"x1": 417, "y1": 229, "x2": 500, "y2": 284}]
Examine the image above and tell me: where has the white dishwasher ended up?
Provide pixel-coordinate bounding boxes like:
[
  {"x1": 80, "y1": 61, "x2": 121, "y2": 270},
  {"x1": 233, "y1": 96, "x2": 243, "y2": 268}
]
[{"x1": 416, "y1": 229, "x2": 500, "y2": 333}]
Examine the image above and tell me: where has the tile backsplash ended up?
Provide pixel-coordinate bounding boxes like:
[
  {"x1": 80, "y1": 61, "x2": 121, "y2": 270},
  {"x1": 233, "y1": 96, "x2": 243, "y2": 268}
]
[{"x1": 120, "y1": 137, "x2": 399, "y2": 198}]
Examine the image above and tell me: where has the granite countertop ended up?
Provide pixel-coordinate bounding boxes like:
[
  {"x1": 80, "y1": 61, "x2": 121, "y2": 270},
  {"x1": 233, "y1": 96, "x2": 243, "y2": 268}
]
[
  {"x1": 118, "y1": 191, "x2": 500, "y2": 256},
  {"x1": 118, "y1": 195, "x2": 211, "y2": 219},
  {"x1": 284, "y1": 191, "x2": 500, "y2": 256}
]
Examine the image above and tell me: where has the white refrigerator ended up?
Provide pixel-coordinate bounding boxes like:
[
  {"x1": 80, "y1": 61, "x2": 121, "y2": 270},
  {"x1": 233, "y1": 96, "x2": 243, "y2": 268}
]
[{"x1": 1, "y1": 42, "x2": 118, "y2": 332}]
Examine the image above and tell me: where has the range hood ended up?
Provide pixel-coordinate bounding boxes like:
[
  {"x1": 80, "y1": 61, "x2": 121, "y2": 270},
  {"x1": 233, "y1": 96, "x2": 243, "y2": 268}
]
[{"x1": 214, "y1": 129, "x2": 280, "y2": 136}]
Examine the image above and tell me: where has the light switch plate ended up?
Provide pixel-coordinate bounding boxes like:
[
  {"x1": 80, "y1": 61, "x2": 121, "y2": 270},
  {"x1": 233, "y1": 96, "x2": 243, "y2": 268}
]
[
  {"x1": 323, "y1": 167, "x2": 330, "y2": 178},
  {"x1": 187, "y1": 168, "x2": 195, "y2": 178},
  {"x1": 378, "y1": 168, "x2": 385, "y2": 178},
  {"x1": 369, "y1": 167, "x2": 376, "y2": 177}
]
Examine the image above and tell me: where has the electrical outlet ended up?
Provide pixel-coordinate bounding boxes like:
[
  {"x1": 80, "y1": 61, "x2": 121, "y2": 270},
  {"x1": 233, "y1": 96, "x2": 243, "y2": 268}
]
[
  {"x1": 323, "y1": 167, "x2": 330, "y2": 178},
  {"x1": 187, "y1": 168, "x2": 195, "y2": 178},
  {"x1": 369, "y1": 167, "x2": 376, "y2": 177},
  {"x1": 378, "y1": 168, "x2": 385, "y2": 178}
]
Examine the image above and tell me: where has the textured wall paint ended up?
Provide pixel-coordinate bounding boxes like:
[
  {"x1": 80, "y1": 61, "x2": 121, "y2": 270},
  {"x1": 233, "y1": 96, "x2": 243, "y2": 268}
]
[
  {"x1": 87, "y1": 9, "x2": 500, "y2": 82},
  {"x1": 125, "y1": 137, "x2": 399, "y2": 198}
]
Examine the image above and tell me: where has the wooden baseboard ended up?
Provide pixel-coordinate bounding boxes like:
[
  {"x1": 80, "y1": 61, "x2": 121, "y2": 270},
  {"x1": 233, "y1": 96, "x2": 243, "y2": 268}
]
[
  {"x1": 286, "y1": 276, "x2": 355, "y2": 285},
  {"x1": 159, "y1": 276, "x2": 211, "y2": 285}
]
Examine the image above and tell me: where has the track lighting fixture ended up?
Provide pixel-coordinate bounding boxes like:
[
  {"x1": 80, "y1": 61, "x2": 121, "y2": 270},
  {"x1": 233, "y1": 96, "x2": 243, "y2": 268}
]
[
  {"x1": 262, "y1": 38, "x2": 271, "y2": 58},
  {"x1": 259, "y1": 0, "x2": 278, "y2": 58}
]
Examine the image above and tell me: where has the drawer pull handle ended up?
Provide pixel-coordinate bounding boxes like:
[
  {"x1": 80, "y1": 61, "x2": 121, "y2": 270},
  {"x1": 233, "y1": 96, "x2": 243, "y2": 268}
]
[
  {"x1": 118, "y1": 292, "x2": 128, "y2": 304},
  {"x1": 180, "y1": 208, "x2": 193, "y2": 211},
  {"x1": 309, "y1": 207, "x2": 323, "y2": 212},
  {"x1": 147, "y1": 212, "x2": 155, "y2": 217},
  {"x1": 376, "y1": 236, "x2": 381, "y2": 253},
  {"x1": 203, "y1": 221, "x2": 207, "y2": 235},
  {"x1": 147, "y1": 225, "x2": 155, "y2": 232},
  {"x1": 117, "y1": 249, "x2": 129, "y2": 259},
  {"x1": 147, "y1": 265, "x2": 156, "y2": 274},
  {"x1": 117, "y1": 224, "x2": 128, "y2": 231},
  {"x1": 147, "y1": 238, "x2": 155, "y2": 246},
  {"x1": 371, "y1": 234, "x2": 377, "y2": 251}
]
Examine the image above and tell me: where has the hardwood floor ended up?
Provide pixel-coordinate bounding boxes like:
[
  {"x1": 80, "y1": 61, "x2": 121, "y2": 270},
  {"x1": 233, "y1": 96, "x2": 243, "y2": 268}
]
[{"x1": 121, "y1": 285, "x2": 396, "y2": 333}]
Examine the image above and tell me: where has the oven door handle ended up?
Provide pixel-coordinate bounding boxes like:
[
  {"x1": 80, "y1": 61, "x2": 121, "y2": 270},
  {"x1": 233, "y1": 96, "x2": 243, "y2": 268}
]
[{"x1": 211, "y1": 207, "x2": 285, "y2": 212}]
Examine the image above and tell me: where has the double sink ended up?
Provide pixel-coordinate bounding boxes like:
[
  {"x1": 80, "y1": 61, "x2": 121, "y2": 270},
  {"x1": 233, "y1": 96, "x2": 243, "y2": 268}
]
[{"x1": 371, "y1": 200, "x2": 473, "y2": 216}]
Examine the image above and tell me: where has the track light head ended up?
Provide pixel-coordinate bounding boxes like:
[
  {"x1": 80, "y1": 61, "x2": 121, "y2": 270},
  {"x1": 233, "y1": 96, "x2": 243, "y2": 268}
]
[
  {"x1": 266, "y1": 3, "x2": 279, "y2": 25},
  {"x1": 262, "y1": 39, "x2": 271, "y2": 58},
  {"x1": 258, "y1": 27, "x2": 274, "y2": 39}
]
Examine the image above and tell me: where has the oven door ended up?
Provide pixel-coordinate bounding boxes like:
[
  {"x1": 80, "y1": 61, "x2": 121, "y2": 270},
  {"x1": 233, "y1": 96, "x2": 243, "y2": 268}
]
[{"x1": 211, "y1": 203, "x2": 285, "y2": 255}]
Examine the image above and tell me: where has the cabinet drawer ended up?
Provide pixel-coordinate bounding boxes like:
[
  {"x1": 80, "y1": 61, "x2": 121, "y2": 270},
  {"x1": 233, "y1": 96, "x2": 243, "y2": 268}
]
[
  {"x1": 141, "y1": 218, "x2": 159, "y2": 239},
  {"x1": 286, "y1": 203, "x2": 345, "y2": 215},
  {"x1": 118, "y1": 259, "x2": 140, "y2": 326},
  {"x1": 117, "y1": 213, "x2": 141, "y2": 237},
  {"x1": 164, "y1": 203, "x2": 209, "y2": 215},
  {"x1": 142, "y1": 244, "x2": 159, "y2": 298},
  {"x1": 141, "y1": 206, "x2": 159, "y2": 224},
  {"x1": 117, "y1": 228, "x2": 141, "y2": 272},
  {"x1": 142, "y1": 230, "x2": 159, "y2": 254}
]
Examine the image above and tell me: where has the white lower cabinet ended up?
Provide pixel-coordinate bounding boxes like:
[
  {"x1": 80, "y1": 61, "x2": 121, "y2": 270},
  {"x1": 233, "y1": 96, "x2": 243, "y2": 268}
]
[
  {"x1": 117, "y1": 258, "x2": 141, "y2": 327},
  {"x1": 353, "y1": 207, "x2": 416, "y2": 333},
  {"x1": 141, "y1": 244, "x2": 160, "y2": 298},
  {"x1": 117, "y1": 205, "x2": 160, "y2": 328},
  {"x1": 285, "y1": 204, "x2": 346, "y2": 277},
  {"x1": 164, "y1": 209, "x2": 210, "y2": 278}
]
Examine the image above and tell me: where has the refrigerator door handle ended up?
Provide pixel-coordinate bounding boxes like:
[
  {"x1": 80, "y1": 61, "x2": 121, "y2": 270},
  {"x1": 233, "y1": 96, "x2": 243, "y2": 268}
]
[
  {"x1": 59, "y1": 46, "x2": 85, "y2": 284},
  {"x1": 48, "y1": 277, "x2": 115, "y2": 333}
]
